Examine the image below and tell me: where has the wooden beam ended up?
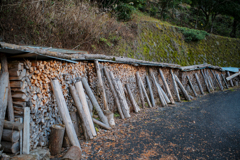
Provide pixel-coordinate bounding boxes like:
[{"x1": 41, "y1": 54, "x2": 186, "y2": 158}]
[
  {"x1": 227, "y1": 71, "x2": 234, "y2": 87},
  {"x1": 75, "y1": 81, "x2": 97, "y2": 137},
  {"x1": 201, "y1": 70, "x2": 211, "y2": 93},
  {"x1": 125, "y1": 84, "x2": 140, "y2": 113},
  {"x1": 136, "y1": 72, "x2": 145, "y2": 108},
  {"x1": 49, "y1": 124, "x2": 65, "y2": 156},
  {"x1": 81, "y1": 77, "x2": 109, "y2": 125},
  {"x1": 170, "y1": 69, "x2": 181, "y2": 102},
  {"x1": 194, "y1": 73, "x2": 204, "y2": 95},
  {"x1": 174, "y1": 75, "x2": 191, "y2": 101},
  {"x1": 210, "y1": 70, "x2": 223, "y2": 91},
  {"x1": 216, "y1": 74, "x2": 224, "y2": 90},
  {"x1": 187, "y1": 76, "x2": 197, "y2": 97},
  {"x1": 221, "y1": 74, "x2": 229, "y2": 89},
  {"x1": 93, "y1": 118, "x2": 112, "y2": 130},
  {"x1": 146, "y1": 76, "x2": 155, "y2": 107},
  {"x1": 23, "y1": 107, "x2": 30, "y2": 154},
  {"x1": 51, "y1": 79, "x2": 81, "y2": 150},
  {"x1": 103, "y1": 68, "x2": 124, "y2": 119},
  {"x1": 159, "y1": 69, "x2": 175, "y2": 104},
  {"x1": 158, "y1": 84, "x2": 171, "y2": 103},
  {"x1": 226, "y1": 71, "x2": 240, "y2": 81}
]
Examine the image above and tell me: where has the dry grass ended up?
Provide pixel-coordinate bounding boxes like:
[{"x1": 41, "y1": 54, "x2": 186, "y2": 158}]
[{"x1": 0, "y1": 0, "x2": 135, "y2": 53}]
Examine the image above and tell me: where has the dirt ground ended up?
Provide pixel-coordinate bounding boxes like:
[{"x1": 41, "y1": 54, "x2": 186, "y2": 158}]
[{"x1": 53, "y1": 87, "x2": 240, "y2": 160}]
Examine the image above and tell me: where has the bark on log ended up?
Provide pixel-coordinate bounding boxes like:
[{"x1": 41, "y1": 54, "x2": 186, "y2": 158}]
[
  {"x1": 103, "y1": 68, "x2": 124, "y2": 119},
  {"x1": 125, "y1": 84, "x2": 140, "y2": 113},
  {"x1": 221, "y1": 74, "x2": 229, "y2": 89},
  {"x1": 146, "y1": 76, "x2": 155, "y2": 107},
  {"x1": 136, "y1": 72, "x2": 145, "y2": 108},
  {"x1": 201, "y1": 70, "x2": 211, "y2": 93},
  {"x1": 150, "y1": 69, "x2": 167, "y2": 106},
  {"x1": 49, "y1": 124, "x2": 65, "y2": 156},
  {"x1": 81, "y1": 77, "x2": 109, "y2": 125},
  {"x1": 170, "y1": 69, "x2": 181, "y2": 102},
  {"x1": 0, "y1": 72, "x2": 9, "y2": 144},
  {"x1": 94, "y1": 60, "x2": 109, "y2": 110},
  {"x1": 159, "y1": 69, "x2": 175, "y2": 104},
  {"x1": 3, "y1": 121, "x2": 23, "y2": 131},
  {"x1": 93, "y1": 118, "x2": 112, "y2": 130},
  {"x1": 210, "y1": 70, "x2": 223, "y2": 91},
  {"x1": 2, "y1": 129, "x2": 20, "y2": 142},
  {"x1": 227, "y1": 71, "x2": 234, "y2": 87},
  {"x1": 70, "y1": 112, "x2": 80, "y2": 137},
  {"x1": 226, "y1": 71, "x2": 240, "y2": 81},
  {"x1": 62, "y1": 131, "x2": 71, "y2": 148},
  {"x1": 109, "y1": 72, "x2": 130, "y2": 118},
  {"x1": 23, "y1": 107, "x2": 30, "y2": 154},
  {"x1": 187, "y1": 76, "x2": 197, "y2": 97},
  {"x1": 174, "y1": 75, "x2": 191, "y2": 101},
  {"x1": 136, "y1": 72, "x2": 152, "y2": 108},
  {"x1": 69, "y1": 85, "x2": 93, "y2": 140},
  {"x1": 75, "y1": 81, "x2": 96, "y2": 137},
  {"x1": 63, "y1": 146, "x2": 82, "y2": 160},
  {"x1": 1, "y1": 141, "x2": 19, "y2": 154},
  {"x1": 51, "y1": 79, "x2": 81, "y2": 150},
  {"x1": 194, "y1": 73, "x2": 205, "y2": 95}
]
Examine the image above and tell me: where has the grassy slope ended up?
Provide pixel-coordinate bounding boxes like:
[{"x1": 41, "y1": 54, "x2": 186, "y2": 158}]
[{"x1": 113, "y1": 12, "x2": 240, "y2": 67}]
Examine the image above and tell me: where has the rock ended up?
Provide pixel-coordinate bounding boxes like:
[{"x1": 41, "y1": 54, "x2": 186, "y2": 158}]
[{"x1": 62, "y1": 146, "x2": 82, "y2": 160}]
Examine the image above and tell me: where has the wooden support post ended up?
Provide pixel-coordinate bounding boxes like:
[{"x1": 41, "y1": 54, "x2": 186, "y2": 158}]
[
  {"x1": 125, "y1": 84, "x2": 140, "y2": 113},
  {"x1": 158, "y1": 84, "x2": 171, "y2": 103},
  {"x1": 136, "y1": 72, "x2": 152, "y2": 108},
  {"x1": 146, "y1": 76, "x2": 155, "y2": 107},
  {"x1": 205, "y1": 70, "x2": 214, "y2": 91},
  {"x1": 2, "y1": 129, "x2": 20, "y2": 142},
  {"x1": 16, "y1": 118, "x2": 23, "y2": 155},
  {"x1": 51, "y1": 80, "x2": 81, "y2": 150},
  {"x1": 210, "y1": 70, "x2": 223, "y2": 91},
  {"x1": 109, "y1": 72, "x2": 130, "y2": 118},
  {"x1": 159, "y1": 69, "x2": 175, "y2": 104},
  {"x1": 49, "y1": 124, "x2": 65, "y2": 156},
  {"x1": 150, "y1": 69, "x2": 167, "y2": 107},
  {"x1": 170, "y1": 69, "x2": 181, "y2": 102},
  {"x1": 93, "y1": 118, "x2": 112, "y2": 130},
  {"x1": 221, "y1": 74, "x2": 229, "y2": 89},
  {"x1": 23, "y1": 107, "x2": 30, "y2": 154},
  {"x1": 226, "y1": 71, "x2": 240, "y2": 81},
  {"x1": 75, "y1": 81, "x2": 97, "y2": 137},
  {"x1": 194, "y1": 73, "x2": 205, "y2": 95},
  {"x1": 82, "y1": 77, "x2": 109, "y2": 125},
  {"x1": 69, "y1": 85, "x2": 93, "y2": 140},
  {"x1": 136, "y1": 72, "x2": 145, "y2": 108},
  {"x1": 94, "y1": 60, "x2": 109, "y2": 110},
  {"x1": 116, "y1": 79, "x2": 131, "y2": 117},
  {"x1": 187, "y1": 76, "x2": 197, "y2": 97},
  {"x1": 103, "y1": 68, "x2": 124, "y2": 119},
  {"x1": 227, "y1": 71, "x2": 234, "y2": 87},
  {"x1": 174, "y1": 74, "x2": 191, "y2": 101},
  {"x1": 216, "y1": 74, "x2": 224, "y2": 90},
  {"x1": 206, "y1": 70, "x2": 214, "y2": 90},
  {"x1": 201, "y1": 70, "x2": 211, "y2": 93}
]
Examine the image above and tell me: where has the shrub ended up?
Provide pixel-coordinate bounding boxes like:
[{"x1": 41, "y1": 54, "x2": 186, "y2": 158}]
[
  {"x1": 114, "y1": 2, "x2": 136, "y2": 21},
  {"x1": 178, "y1": 27, "x2": 209, "y2": 42},
  {"x1": 150, "y1": 6, "x2": 158, "y2": 17}
]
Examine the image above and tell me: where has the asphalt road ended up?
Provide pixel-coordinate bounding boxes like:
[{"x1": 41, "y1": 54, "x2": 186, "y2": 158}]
[{"x1": 82, "y1": 88, "x2": 240, "y2": 160}]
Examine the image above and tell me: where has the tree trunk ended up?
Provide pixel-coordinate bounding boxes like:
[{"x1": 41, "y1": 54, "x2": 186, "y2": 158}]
[{"x1": 49, "y1": 124, "x2": 65, "y2": 156}]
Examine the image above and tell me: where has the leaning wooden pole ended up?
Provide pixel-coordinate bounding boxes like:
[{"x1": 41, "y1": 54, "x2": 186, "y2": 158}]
[
  {"x1": 221, "y1": 74, "x2": 229, "y2": 89},
  {"x1": 170, "y1": 69, "x2": 181, "y2": 102},
  {"x1": 210, "y1": 70, "x2": 223, "y2": 91},
  {"x1": 103, "y1": 68, "x2": 124, "y2": 119},
  {"x1": 146, "y1": 76, "x2": 155, "y2": 107},
  {"x1": 227, "y1": 71, "x2": 234, "y2": 87},
  {"x1": 150, "y1": 69, "x2": 167, "y2": 107},
  {"x1": 206, "y1": 70, "x2": 214, "y2": 91},
  {"x1": 187, "y1": 76, "x2": 197, "y2": 97},
  {"x1": 201, "y1": 70, "x2": 211, "y2": 93},
  {"x1": 51, "y1": 79, "x2": 81, "y2": 150},
  {"x1": 136, "y1": 72, "x2": 152, "y2": 108},
  {"x1": 159, "y1": 69, "x2": 175, "y2": 104},
  {"x1": 216, "y1": 74, "x2": 224, "y2": 90},
  {"x1": 81, "y1": 77, "x2": 109, "y2": 125},
  {"x1": 69, "y1": 85, "x2": 93, "y2": 140},
  {"x1": 226, "y1": 71, "x2": 240, "y2": 81},
  {"x1": 136, "y1": 72, "x2": 145, "y2": 108},
  {"x1": 75, "y1": 81, "x2": 97, "y2": 136},
  {"x1": 174, "y1": 75, "x2": 191, "y2": 101},
  {"x1": 126, "y1": 84, "x2": 140, "y2": 113},
  {"x1": 194, "y1": 73, "x2": 205, "y2": 95},
  {"x1": 158, "y1": 84, "x2": 171, "y2": 103}
]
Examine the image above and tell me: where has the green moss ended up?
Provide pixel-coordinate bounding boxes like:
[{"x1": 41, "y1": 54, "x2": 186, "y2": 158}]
[{"x1": 115, "y1": 21, "x2": 240, "y2": 67}]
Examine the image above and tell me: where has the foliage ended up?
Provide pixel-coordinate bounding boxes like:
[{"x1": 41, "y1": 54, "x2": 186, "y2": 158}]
[
  {"x1": 150, "y1": 6, "x2": 158, "y2": 17},
  {"x1": 114, "y1": 2, "x2": 136, "y2": 21},
  {"x1": 178, "y1": 27, "x2": 209, "y2": 42}
]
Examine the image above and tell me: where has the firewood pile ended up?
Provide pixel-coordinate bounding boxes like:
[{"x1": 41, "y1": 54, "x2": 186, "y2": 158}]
[{"x1": 0, "y1": 53, "x2": 239, "y2": 158}]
